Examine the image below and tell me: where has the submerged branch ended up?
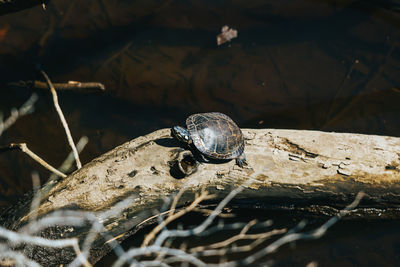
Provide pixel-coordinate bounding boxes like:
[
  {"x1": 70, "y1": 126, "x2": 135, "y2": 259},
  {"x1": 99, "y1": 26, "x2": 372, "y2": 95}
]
[{"x1": 10, "y1": 80, "x2": 105, "y2": 93}]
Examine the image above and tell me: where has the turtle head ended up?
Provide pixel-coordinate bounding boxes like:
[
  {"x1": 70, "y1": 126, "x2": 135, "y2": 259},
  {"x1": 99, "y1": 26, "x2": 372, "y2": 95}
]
[{"x1": 171, "y1": 126, "x2": 191, "y2": 144}]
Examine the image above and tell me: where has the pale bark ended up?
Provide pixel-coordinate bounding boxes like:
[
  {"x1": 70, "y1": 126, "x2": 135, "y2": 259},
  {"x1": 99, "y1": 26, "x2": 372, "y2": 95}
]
[{"x1": 1, "y1": 128, "x2": 400, "y2": 265}]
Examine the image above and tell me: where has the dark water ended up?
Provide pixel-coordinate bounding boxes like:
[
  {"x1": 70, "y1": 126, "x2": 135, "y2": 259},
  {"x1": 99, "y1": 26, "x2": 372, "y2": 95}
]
[{"x1": 0, "y1": 0, "x2": 399, "y2": 265}]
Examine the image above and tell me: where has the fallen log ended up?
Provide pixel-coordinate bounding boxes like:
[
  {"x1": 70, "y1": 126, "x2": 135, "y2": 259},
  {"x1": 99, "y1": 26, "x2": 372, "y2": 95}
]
[{"x1": 1, "y1": 128, "x2": 400, "y2": 265}]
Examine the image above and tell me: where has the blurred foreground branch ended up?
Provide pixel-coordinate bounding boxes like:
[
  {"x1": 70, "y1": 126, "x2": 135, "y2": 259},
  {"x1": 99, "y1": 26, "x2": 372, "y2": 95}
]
[
  {"x1": 0, "y1": 93, "x2": 37, "y2": 137},
  {"x1": 0, "y1": 177, "x2": 365, "y2": 266}
]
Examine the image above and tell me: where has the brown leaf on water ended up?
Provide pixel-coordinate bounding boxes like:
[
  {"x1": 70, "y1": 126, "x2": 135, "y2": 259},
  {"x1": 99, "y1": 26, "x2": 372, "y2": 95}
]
[
  {"x1": 0, "y1": 25, "x2": 9, "y2": 43},
  {"x1": 217, "y1": 25, "x2": 237, "y2": 45}
]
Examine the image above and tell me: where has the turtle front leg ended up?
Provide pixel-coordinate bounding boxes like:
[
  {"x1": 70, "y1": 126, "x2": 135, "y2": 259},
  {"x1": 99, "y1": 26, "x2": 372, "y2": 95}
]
[{"x1": 235, "y1": 153, "x2": 247, "y2": 167}]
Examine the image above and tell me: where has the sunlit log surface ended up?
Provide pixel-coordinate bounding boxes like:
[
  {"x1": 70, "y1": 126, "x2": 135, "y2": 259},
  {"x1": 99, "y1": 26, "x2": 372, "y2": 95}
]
[{"x1": 1, "y1": 128, "x2": 400, "y2": 265}]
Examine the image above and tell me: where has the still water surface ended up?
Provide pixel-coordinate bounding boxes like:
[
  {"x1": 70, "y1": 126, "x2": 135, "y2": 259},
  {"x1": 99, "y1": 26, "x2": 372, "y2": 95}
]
[{"x1": 0, "y1": 0, "x2": 399, "y2": 265}]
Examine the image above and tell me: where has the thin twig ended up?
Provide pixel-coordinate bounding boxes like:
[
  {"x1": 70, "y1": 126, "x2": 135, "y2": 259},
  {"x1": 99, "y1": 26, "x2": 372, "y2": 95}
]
[
  {"x1": 154, "y1": 177, "x2": 256, "y2": 247},
  {"x1": 0, "y1": 226, "x2": 78, "y2": 253},
  {"x1": 69, "y1": 196, "x2": 138, "y2": 267},
  {"x1": 239, "y1": 192, "x2": 365, "y2": 265},
  {"x1": 57, "y1": 136, "x2": 88, "y2": 173},
  {"x1": 10, "y1": 80, "x2": 105, "y2": 93},
  {"x1": 39, "y1": 69, "x2": 82, "y2": 169},
  {"x1": 192, "y1": 207, "x2": 236, "y2": 218},
  {"x1": 18, "y1": 196, "x2": 139, "y2": 266},
  {"x1": 48, "y1": 136, "x2": 88, "y2": 183},
  {"x1": 191, "y1": 228, "x2": 287, "y2": 257},
  {"x1": 29, "y1": 171, "x2": 42, "y2": 222},
  {"x1": 0, "y1": 93, "x2": 38, "y2": 136},
  {"x1": 169, "y1": 186, "x2": 189, "y2": 216},
  {"x1": 30, "y1": 136, "x2": 89, "y2": 208},
  {"x1": 197, "y1": 220, "x2": 271, "y2": 237},
  {"x1": 142, "y1": 191, "x2": 214, "y2": 247},
  {"x1": 189, "y1": 219, "x2": 280, "y2": 253},
  {"x1": 7, "y1": 143, "x2": 66, "y2": 178},
  {"x1": 112, "y1": 246, "x2": 207, "y2": 267},
  {"x1": 0, "y1": 244, "x2": 40, "y2": 267}
]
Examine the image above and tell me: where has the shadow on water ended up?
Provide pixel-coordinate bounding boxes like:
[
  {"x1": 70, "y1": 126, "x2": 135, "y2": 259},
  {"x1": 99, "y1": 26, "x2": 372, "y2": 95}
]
[{"x1": 0, "y1": 0, "x2": 399, "y2": 265}]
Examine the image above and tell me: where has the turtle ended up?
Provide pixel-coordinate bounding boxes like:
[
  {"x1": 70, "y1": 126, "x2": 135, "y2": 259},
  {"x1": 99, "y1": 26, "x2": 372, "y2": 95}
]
[{"x1": 171, "y1": 112, "x2": 247, "y2": 167}]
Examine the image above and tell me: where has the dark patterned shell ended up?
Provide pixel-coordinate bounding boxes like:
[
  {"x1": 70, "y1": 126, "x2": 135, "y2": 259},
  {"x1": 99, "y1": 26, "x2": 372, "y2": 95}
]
[{"x1": 186, "y1": 112, "x2": 244, "y2": 159}]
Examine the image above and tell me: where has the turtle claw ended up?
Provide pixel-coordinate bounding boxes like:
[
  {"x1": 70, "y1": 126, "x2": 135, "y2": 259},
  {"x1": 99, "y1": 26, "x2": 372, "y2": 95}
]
[
  {"x1": 198, "y1": 153, "x2": 211, "y2": 163},
  {"x1": 235, "y1": 153, "x2": 248, "y2": 168}
]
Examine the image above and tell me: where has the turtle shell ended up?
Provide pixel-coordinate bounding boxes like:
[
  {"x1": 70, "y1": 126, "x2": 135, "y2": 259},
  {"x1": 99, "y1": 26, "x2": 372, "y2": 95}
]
[{"x1": 186, "y1": 112, "x2": 244, "y2": 159}]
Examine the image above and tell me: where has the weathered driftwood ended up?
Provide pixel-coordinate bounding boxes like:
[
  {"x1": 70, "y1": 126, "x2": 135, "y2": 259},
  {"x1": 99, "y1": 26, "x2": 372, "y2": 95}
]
[{"x1": 1, "y1": 128, "x2": 400, "y2": 265}]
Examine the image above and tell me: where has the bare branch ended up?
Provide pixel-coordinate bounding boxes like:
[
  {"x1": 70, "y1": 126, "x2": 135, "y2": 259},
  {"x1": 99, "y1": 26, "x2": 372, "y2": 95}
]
[
  {"x1": 39, "y1": 68, "x2": 82, "y2": 169},
  {"x1": 239, "y1": 192, "x2": 365, "y2": 265},
  {"x1": 142, "y1": 191, "x2": 214, "y2": 247},
  {"x1": 0, "y1": 93, "x2": 38, "y2": 137},
  {"x1": 17, "y1": 197, "x2": 138, "y2": 266},
  {"x1": 0, "y1": 226, "x2": 78, "y2": 251},
  {"x1": 0, "y1": 244, "x2": 40, "y2": 267},
  {"x1": 28, "y1": 171, "x2": 41, "y2": 222},
  {"x1": 10, "y1": 80, "x2": 105, "y2": 93},
  {"x1": 112, "y1": 246, "x2": 207, "y2": 267},
  {"x1": 189, "y1": 220, "x2": 285, "y2": 253},
  {"x1": 46, "y1": 136, "x2": 88, "y2": 187},
  {"x1": 6, "y1": 143, "x2": 67, "y2": 178},
  {"x1": 191, "y1": 228, "x2": 287, "y2": 257},
  {"x1": 197, "y1": 220, "x2": 270, "y2": 237},
  {"x1": 153, "y1": 177, "x2": 256, "y2": 247}
]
